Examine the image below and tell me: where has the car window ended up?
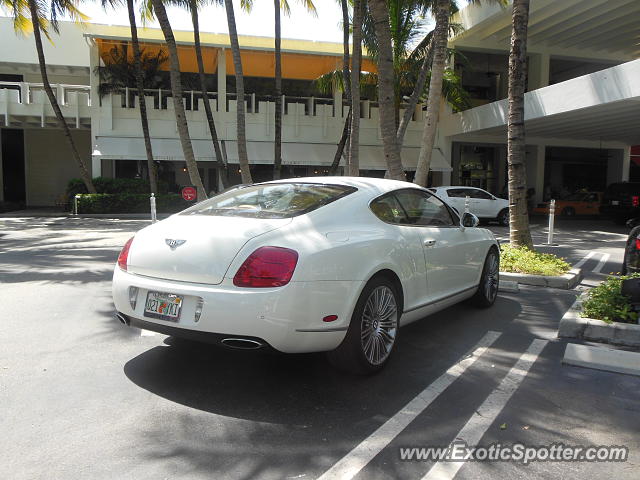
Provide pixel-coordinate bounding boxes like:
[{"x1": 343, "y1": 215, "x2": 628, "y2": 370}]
[
  {"x1": 446, "y1": 188, "x2": 471, "y2": 198},
  {"x1": 182, "y1": 183, "x2": 356, "y2": 219},
  {"x1": 586, "y1": 193, "x2": 598, "y2": 202},
  {"x1": 370, "y1": 195, "x2": 407, "y2": 224},
  {"x1": 470, "y1": 189, "x2": 493, "y2": 200},
  {"x1": 393, "y1": 190, "x2": 455, "y2": 227}
]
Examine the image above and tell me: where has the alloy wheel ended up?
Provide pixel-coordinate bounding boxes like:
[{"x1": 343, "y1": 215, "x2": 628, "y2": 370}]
[
  {"x1": 360, "y1": 286, "x2": 398, "y2": 366},
  {"x1": 485, "y1": 252, "x2": 499, "y2": 302}
]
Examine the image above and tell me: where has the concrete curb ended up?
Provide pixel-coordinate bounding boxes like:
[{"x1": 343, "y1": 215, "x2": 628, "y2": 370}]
[
  {"x1": 563, "y1": 343, "x2": 640, "y2": 376},
  {"x1": 499, "y1": 268, "x2": 583, "y2": 290},
  {"x1": 0, "y1": 212, "x2": 169, "y2": 220},
  {"x1": 557, "y1": 293, "x2": 640, "y2": 348}
]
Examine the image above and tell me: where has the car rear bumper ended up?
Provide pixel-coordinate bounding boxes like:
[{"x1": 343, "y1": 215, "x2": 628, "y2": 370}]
[{"x1": 112, "y1": 267, "x2": 363, "y2": 353}]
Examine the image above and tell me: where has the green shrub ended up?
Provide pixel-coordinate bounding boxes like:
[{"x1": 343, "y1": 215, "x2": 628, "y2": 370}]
[
  {"x1": 76, "y1": 193, "x2": 192, "y2": 214},
  {"x1": 67, "y1": 177, "x2": 170, "y2": 196},
  {"x1": 581, "y1": 274, "x2": 640, "y2": 324},
  {"x1": 500, "y1": 245, "x2": 571, "y2": 276}
]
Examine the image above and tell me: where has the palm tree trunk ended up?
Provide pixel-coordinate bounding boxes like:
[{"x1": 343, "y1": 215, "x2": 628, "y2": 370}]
[
  {"x1": 347, "y1": 0, "x2": 364, "y2": 176},
  {"x1": 330, "y1": 108, "x2": 351, "y2": 175},
  {"x1": 340, "y1": 0, "x2": 351, "y2": 102},
  {"x1": 273, "y1": 0, "x2": 283, "y2": 180},
  {"x1": 414, "y1": 0, "x2": 449, "y2": 187},
  {"x1": 368, "y1": 0, "x2": 404, "y2": 180},
  {"x1": 507, "y1": 0, "x2": 533, "y2": 248},
  {"x1": 151, "y1": 0, "x2": 207, "y2": 200},
  {"x1": 335, "y1": 0, "x2": 351, "y2": 167},
  {"x1": 190, "y1": 0, "x2": 228, "y2": 190},
  {"x1": 224, "y1": 0, "x2": 252, "y2": 184},
  {"x1": 28, "y1": 0, "x2": 96, "y2": 194},
  {"x1": 396, "y1": 35, "x2": 434, "y2": 147},
  {"x1": 127, "y1": 0, "x2": 158, "y2": 194}
]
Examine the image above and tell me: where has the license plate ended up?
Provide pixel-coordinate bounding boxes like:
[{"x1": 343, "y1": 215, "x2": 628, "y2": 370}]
[
  {"x1": 144, "y1": 291, "x2": 183, "y2": 322},
  {"x1": 612, "y1": 200, "x2": 619, "y2": 205}
]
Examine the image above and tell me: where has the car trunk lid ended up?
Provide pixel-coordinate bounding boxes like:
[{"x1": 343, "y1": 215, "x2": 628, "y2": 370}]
[{"x1": 127, "y1": 215, "x2": 291, "y2": 284}]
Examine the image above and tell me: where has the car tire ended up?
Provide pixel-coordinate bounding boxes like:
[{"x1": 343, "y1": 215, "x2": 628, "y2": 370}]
[
  {"x1": 469, "y1": 248, "x2": 500, "y2": 308},
  {"x1": 327, "y1": 276, "x2": 400, "y2": 374},
  {"x1": 561, "y1": 207, "x2": 575, "y2": 217},
  {"x1": 497, "y1": 209, "x2": 509, "y2": 226}
]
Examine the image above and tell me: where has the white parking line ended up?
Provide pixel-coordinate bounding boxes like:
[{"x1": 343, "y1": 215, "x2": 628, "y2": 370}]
[
  {"x1": 593, "y1": 253, "x2": 611, "y2": 274},
  {"x1": 140, "y1": 329, "x2": 157, "y2": 337},
  {"x1": 422, "y1": 338, "x2": 548, "y2": 480},
  {"x1": 318, "y1": 331, "x2": 502, "y2": 480},
  {"x1": 572, "y1": 251, "x2": 595, "y2": 269}
]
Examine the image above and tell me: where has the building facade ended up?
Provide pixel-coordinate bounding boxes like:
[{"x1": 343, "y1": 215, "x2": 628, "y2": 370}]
[{"x1": 0, "y1": 0, "x2": 639, "y2": 206}]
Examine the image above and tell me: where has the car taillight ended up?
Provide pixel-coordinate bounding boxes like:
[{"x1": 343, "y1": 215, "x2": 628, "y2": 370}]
[
  {"x1": 117, "y1": 237, "x2": 134, "y2": 271},
  {"x1": 233, "y1": 246, "x2": 298, "y2": 288},
  {"x1": 635, "y1": 238, "x2": 640, "y2": 251},
  {"x1": 633, "y1": 196, "x2": 639, "y2": 207}
]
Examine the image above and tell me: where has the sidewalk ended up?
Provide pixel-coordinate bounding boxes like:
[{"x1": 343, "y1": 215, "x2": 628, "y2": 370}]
[{"x1": 0, "y1": 209, "x2": 167, "y2": 220}]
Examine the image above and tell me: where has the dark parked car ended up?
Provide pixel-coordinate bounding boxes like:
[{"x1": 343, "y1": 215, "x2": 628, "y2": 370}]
[
  {"x1": 600, "y1": 182, "x2": 640, "y2": 224},
  {"x1": 622, "y1": 220, "x2": 640, "y2": 275}
]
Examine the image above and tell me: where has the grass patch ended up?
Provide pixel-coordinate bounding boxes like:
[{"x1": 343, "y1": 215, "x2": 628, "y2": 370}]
[
  {"x1": 500, "y1": 245, "x2": 571, "y2": 276},
  {"x1": 581, "y1": 274, "x2": 640, "y2": 324}
]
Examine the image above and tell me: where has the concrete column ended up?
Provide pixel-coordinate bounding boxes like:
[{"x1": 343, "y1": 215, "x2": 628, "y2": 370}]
[
  {"x1": 89, "y1": 42, "x2": 101, "y2": 178},
  {"x1": 217, "y1": 48, "x2": 226, "y2": 113},
  {"x1": 333, "y1": 90, "x2": 342, "y2": 118},
  {"x1": 607, "y1": 148, "x2": 629, "y2": 184},
  {"x1": 525, "y1": 145, "x2": 545, "y2": 204},
  {"x1": 623, "y1": 146, "x2": 631, "y2": 182},
  {"x1": 527, "y1": 52, "x2": 550, "y2": 91}
]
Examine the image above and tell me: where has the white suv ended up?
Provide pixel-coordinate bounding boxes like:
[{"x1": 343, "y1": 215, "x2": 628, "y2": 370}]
[{"x1": 429, "y1": 186, "x2": 510, "y2": 226}]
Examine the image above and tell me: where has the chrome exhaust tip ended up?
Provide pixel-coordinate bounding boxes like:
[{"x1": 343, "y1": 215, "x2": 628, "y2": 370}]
[
  {"x1": 116, "y1": 313, "x2": 130, "y2": 326},
  {"x1": 221, "y1": 338, "x2": 263, "y2": 350}
]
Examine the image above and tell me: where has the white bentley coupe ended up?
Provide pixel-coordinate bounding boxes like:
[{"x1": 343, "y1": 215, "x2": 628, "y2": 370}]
[{"x1": 113, "y1": 177, "x2": 499, "y2": 373}]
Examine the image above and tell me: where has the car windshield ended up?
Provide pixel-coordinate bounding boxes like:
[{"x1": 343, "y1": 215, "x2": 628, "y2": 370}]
[
  {"x1": 181, "y1": 183, "x2": 357, "y2": 219},
  {"x1": 564, "y1": 193, "x2": 588, "y2": 201}
]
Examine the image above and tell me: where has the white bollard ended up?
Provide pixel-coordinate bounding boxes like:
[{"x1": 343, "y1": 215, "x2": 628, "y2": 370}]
[
  {"x1": 547, "y1": 199, "x2": 555, "y2": 245},
  {"x1": 74, "y1": 194, "x2": 79, "y2": 215},
  {"x1": 150, "y1": 193, "x2": 157, "y2": 223},
  {"x1": 464, "y1": 195, "x2": 470, "y2": 214}
]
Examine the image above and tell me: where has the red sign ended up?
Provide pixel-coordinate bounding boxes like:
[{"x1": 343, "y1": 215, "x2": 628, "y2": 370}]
[{"x1": 181, "y1": 186, "x2": 197, "y2": 201}]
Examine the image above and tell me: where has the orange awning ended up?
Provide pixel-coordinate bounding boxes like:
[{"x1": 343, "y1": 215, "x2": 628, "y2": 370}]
[{"x1": 96, "y1": 38, "x2": 377, "y2": 80}]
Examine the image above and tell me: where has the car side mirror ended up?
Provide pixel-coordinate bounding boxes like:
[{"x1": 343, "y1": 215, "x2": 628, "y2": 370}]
[{"x1": 461, "y1": 212, "x2": 479, "y2": 229}]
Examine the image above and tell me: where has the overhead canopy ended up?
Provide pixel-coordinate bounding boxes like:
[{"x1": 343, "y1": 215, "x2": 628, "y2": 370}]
[
  {"x1": 92, "y1": 137, "x2": 452, "y2": 172},
  {"x1": 447, "y1": 59, "x2": 640, "y2": 145},
  {"x1": 452, "y1": 0, "x2": 640, "y2": 58}
]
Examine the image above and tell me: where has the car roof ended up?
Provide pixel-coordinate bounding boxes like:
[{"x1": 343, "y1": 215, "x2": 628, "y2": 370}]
[{"x1": 265, "y1": 176, "x2": 427, "y2": 196}]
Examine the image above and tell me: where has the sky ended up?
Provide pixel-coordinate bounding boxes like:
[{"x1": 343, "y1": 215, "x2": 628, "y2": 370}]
[{"x1": 70, "y1": 0, "x2": 346, "y2": 43}]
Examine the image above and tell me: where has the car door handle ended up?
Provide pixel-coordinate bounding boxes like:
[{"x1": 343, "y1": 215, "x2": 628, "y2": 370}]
[{"x1": 423, "y1": 239, "x2": 436, "y2": 247}]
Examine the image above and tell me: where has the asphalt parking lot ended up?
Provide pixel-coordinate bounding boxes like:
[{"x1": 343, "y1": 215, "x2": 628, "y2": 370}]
[{"x1": 1, "y1": 216, "x2": 639, "y2": 479}]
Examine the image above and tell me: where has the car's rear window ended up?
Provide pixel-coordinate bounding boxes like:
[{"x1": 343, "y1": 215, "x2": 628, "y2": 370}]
[{"x1": 181, "y1": 183, "x2": 357, "y2": 219}]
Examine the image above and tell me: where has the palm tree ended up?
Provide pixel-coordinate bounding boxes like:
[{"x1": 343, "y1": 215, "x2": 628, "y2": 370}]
[
  {"x1": 348, "y1": 0, "x2": 364, "y2": 176},
  {"x1": 5, "y1": 0, "x2": 96, "y2": 193},
  {"x1": 413, "y1": 0, "x2": 449, "y2": 187},
  {"x1": 507, "y1": 0, "x2": 533, "y2": 248},
  {"x1": 332, "y1": 0, "x2": 352, "y2": 173},
  {"x1": 125, "y1": 0, "x2": 159, "y2": 194},
  {"x1": 368, "y1": 0, "x2": 404, "y2": 180},
  {"x1": 414, "y1": 0, "x2": 506, "y2": 187},
  {"x1": 188, "y1": 0, "x2": 228, "y2": 188},
  {"x1": 269, "y1": 0, "x2": 316, "y2": 180},
  {"x1": 150, "y1": 0, "x2": 207, "y2": 199},
  {"x1": 222, "y1": 0, "x2": 252, "y2": 183}
]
